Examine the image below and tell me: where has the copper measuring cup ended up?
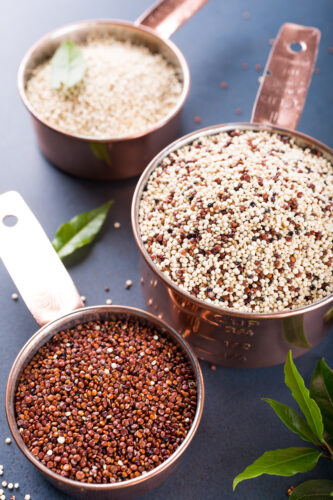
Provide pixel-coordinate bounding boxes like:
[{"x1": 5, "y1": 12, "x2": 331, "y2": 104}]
[
  {"x1": 0, "y1": 191, "x2": 204, "y2": 500},
  {"x1": 131, "y1": 23, "x2": 333, "y2": 369},
  {"x1": 18, "y1": 0, "x2": 209, "y2": 181}
]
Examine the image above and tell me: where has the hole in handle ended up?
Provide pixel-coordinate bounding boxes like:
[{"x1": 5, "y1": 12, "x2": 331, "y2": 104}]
[
  {"x1": 2, "y1": 215, "x2": 18, "y2": 227},
  {"x1": 290, "y1": 41, "x2": 307, "y2": 52}
]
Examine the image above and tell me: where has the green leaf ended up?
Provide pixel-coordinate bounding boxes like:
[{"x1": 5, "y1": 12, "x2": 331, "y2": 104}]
[
  {"x1": 285, "y1": 351, "x2": 324, "y2": 441},
  {"x1": 233, "y1": 447, "x2": 322, "y2": 490},
  {"x1": 262, "y1": 398, "x2": 319, "y2": 445},
  {"x1": 324, "y1": 308, "x2": 333, "y2": 323},
  {"x1": 52, "y1": 200, "x2": 113, "y2": 260},
  {"x1": 290, "y1": 479, "x2": 333, "y2": 499},
  {"x1": 282, "y1": 316, "x2": 311, "y2": 349},
  {"x1": 51, "y1": 40, "x2": 85, "y2": 89},
  {"x1": 90, "y1": 143, "x2": 112, "y2": 167},
  {"x1": 310, "y1": 359, "x2": 333, "y2": 442}
]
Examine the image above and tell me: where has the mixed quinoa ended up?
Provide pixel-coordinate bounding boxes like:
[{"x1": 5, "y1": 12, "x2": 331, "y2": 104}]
[{"x1": 139, "y1": 130, "x2": 333, "y2": 313}]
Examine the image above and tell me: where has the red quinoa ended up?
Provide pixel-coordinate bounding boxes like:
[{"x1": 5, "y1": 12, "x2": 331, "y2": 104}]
[{"x1": 15, "y1": 318, "x2": 197, "y2": 483}]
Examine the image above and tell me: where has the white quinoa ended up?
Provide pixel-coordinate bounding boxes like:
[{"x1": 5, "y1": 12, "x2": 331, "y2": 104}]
[
  {"x1": 139, "y1": 130, "x2": 333, "y2": 313},
  {"x1": 25, "y1": 35, "x2": 182, "y2": 139}
]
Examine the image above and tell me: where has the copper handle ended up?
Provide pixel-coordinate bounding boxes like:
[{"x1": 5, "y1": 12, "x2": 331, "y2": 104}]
[
  {"x1": 251, "y1": 23, "x2": 320, "y2": 130},
  {"x1": 135, "y1": 0, "x2": 209, "y2": 39},
  {"x1": 0, "y1": 191, "x2": 83, "y2": 327}
]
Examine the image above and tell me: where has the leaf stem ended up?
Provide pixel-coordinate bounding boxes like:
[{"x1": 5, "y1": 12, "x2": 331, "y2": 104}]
[{"x1": 321, "y1": 438, "x2": 333, "y2": 459}]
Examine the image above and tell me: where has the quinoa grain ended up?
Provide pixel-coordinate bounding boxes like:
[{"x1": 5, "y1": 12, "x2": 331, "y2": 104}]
[
  {"x1": 15, "y1": 318, "x2": 197, "y2": 483},
  {"x1": 139, "y1": 130, "x2": 333, "y2": 313},
  {"x1": 26, "y1": 36, "x2": 182, "y2": 139}
]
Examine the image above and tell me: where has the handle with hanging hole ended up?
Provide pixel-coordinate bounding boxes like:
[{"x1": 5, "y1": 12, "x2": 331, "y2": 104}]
[
  {"x1": 0, "y1": 191, "x2": 84, "y2": 327},
  {"x1": 251, "y1": 23, "x2": 320, "y2": 130}
]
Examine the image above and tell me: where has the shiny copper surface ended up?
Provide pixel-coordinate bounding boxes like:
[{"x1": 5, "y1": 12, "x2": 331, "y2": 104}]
[
  {"x1": 136, "y1": 0, "x2": 210, "y2": 38},
  {"x1": 18, "y1": 0, "x2": 210, "y2": 180},
  {"x1": 6, "y1": 306, "x2": 204, "y2": 500},
  {"x1": 1, "y1": 195, "x2": 204, "y2": 499},
  {"x1": 252, "y1": 23, "x2": 320, "y2": 129},
  {"x1": 131, "y1": 24, "x2": 333, "y2": 368},
  {"x1": 0, "y1": 191, "x2": 84, "y2": 325}
]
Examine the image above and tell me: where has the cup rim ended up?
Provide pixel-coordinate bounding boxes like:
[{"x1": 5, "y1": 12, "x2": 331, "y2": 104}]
[
  {"x1": 17, "y1": 18, "x2": 190, "y2": 143},
  {"x1": 6, "y1": 305, "x2": 204, "y2": 492},
  {"x1": 131, "y1": 121, "x2": 333, "y2": 320}
]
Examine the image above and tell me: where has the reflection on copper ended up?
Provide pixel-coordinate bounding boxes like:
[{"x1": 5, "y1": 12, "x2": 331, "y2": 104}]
[
  {"x1": 18, "y1": 0, "x2": 209, "y2": 180},
  {"x1": 132, "y1": 24, "x2": 333, "y2": 368}
]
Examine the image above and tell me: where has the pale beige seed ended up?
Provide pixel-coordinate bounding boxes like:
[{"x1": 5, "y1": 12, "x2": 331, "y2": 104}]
[{"x1": 26, "y1": 36, "x2": 182, "y2": 139}]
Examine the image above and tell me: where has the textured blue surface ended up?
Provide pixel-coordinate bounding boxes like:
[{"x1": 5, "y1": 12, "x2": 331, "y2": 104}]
[{"x1": 0, "y1": 0, "x2": 332, "y2": 499}]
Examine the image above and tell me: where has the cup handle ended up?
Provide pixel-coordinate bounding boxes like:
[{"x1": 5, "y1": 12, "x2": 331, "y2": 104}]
[
  {"x1": 135, "y1": 0, "x2": 209, "y2": 39},
  {"x1": 0, "y1": 191, "x2": 84, "y2": 327},
  {"x1": 251, "y1": 23, "x2": 320, "y2": 130}
]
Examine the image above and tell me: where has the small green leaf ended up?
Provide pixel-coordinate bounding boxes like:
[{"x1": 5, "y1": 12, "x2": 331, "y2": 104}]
[
  {"x1": 310, "y1": 359, "x2": 333, "y2": 442},
  {"x1": 285, "y1": 351, "x2": 324, "y2": 441},
  {"x1": 233, "y1": 447, "x2": 322, "y2": 490},
  {"x1": 51, "y1": 40, "x2": 85, "y2": 90},
  {"x1": 290, "y1": 479, "x2": 333, "y2": 499},
  {"x1": 52, "y1": 200, "x2": 113, "y2": 260},
  {"x1": 324, "y1": 307, "x2": 333, "y2": 323},
  {"x1": 90, "y1": 143, "x2": 112, "y2": 167},
  {"x1": 262, "y1": 398, "x2": 319, "y2": 445},
  {"x1": 282, "y1": 316, "x2": 311, "y2": 349}
]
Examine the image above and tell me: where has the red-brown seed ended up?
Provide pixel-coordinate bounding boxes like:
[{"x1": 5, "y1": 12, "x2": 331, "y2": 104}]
[{"x1": 15, "y1": 318, "x2": 197, "y2": 484}]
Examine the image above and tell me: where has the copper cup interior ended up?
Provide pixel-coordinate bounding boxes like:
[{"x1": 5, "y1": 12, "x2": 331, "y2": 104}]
[
  {"x1": 18, "y1": 20, "x2": 190, "y2": 142},
  {"x1": 132, "y1": 121, "x2": 333, "y2": 321},
  {"x1": 6, "y1": 305, "x2": 204, "y2": 500}
]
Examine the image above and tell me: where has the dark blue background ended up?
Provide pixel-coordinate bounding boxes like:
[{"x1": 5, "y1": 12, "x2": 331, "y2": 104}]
[{"x1": 0, "y1": 1, "x2": 332, "y2": 499}]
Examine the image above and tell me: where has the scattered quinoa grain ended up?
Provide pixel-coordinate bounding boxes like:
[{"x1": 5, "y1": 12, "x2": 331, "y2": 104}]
[
  {"x1": 11, "y1": 293, "x2": 18, "y2": 301},
  {"x1": 14, "y1": 484, "x2": 19, "y2": 489},
  {"x1": 24, "y1": 496, "x2": 31, "y2": 500},
  {"x1": 113, "y1": 222, "x2": 121, "y2": 229},
  {"x1": 125, "y1": 280, "x2": 133, "y2": 289},
  {"x1": 80, "y1": 296, "x2": 86, "y2": 303},
  {"x1": 194, "y1": 116, "x2": 201, "y2": 124},
  {"x1": 5, "y1": 438, "x2": 11, "y2": 445},
  {"x1": 288, "y1": 486, "x2": 295, "y2": 496},
  {"x1": 209, "y1": 364, "x2": 217, "y2": 371},
  {"x1": 8, "y1": 483, "x2": 13, "y2": 490},
  {"x1": 1, "y1": 482, "x2": 7, "y2": 488},
  {"x1": 104, "y1": 286, "x2": 110, "y2": 292},
  {"x1": 220, "y1": 81, "x2": 228, "y2": 89},
  {"x1": 255, "y1": 64, "x2": 262, "y2": 72},
  {"x1": 106, "y1": 299, "x2": 112, "y2": 305}
]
